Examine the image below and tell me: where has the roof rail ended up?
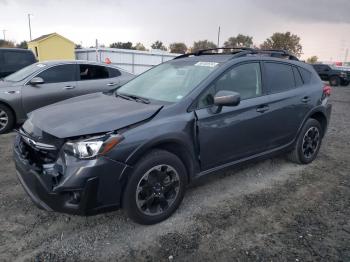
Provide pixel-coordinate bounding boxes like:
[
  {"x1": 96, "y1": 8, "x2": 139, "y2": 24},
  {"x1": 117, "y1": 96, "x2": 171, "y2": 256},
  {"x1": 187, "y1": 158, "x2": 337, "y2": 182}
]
[{"x1": 174, "y1": 47, "x2": 299, "y2": 61}]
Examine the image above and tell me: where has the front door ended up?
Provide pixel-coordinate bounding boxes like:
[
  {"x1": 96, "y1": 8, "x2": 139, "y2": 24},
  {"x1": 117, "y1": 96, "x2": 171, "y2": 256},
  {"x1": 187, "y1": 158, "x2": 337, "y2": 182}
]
[
  {"x1": 22, "y1": 64, "x2": 78, "y2": 114},
  {"x1": 195, "y1": 62, "x2": 273, "y2": 170}
]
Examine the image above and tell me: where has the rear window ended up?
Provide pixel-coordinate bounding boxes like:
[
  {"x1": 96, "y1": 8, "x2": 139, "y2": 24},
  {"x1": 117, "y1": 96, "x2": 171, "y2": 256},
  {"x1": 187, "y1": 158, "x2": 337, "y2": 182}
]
[
  {"x1": 293, "y1": 67, "x2": 303, "y2": 87},
  {"x1": 3, "y1": 51, "x2": 34, "y2": 66},
  {"x1": 79, "y1": 64, "x2": 110, "y2": 80},
  {"x1": 298, "y1": 67, "x2": 312, "y2": 84},
  {"x1": 265, "y1": 63, "x2": 295, "y2": 93}
]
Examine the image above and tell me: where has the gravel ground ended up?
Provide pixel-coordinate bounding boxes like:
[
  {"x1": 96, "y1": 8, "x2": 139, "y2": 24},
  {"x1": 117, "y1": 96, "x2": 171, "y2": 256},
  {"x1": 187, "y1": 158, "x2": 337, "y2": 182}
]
[{"x1": 0, "y1": 87, "x2": 349, "y2": 262}]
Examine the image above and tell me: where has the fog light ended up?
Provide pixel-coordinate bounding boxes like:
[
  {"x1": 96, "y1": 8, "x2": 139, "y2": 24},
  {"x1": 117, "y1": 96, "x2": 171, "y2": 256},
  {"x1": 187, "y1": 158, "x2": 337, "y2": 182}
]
[{"x1": 69, "y1": 192, "x2": 81, "y2": 205}]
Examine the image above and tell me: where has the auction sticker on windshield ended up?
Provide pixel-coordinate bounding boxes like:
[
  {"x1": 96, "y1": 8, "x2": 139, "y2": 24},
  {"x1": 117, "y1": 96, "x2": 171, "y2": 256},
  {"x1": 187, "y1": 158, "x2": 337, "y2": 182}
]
[{"x1": 195, "y1": 62, "x2": 219, "y2": 67}]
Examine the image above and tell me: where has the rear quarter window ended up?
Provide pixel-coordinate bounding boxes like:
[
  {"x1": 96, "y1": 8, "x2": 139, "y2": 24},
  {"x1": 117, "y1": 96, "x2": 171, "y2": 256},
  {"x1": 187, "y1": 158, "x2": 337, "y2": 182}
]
[
  {"x1": 108, "y1": 67, "x2": 121, "y2": 77},
  {"x1": 293, "y1": 67, "x2": 303, "y2": 87},
  {"x1": 298, "y1": 67, "x2": 312, "y2": 84},
  {"x1": 264, "y1": 62, "x2": 295, "y2": 93}
]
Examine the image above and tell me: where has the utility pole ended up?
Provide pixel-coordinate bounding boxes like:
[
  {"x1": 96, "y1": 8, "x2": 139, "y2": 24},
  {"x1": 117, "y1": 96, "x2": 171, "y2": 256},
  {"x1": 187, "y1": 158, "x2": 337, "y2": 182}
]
[
  {"x1": 344, "y1": 48, "x2": 349, "y2": 64},
  {"x1": 95, "y1": 39, "x2": 99, "y2": 62},
  {"x1": 2, "y1": 29, "x2": 6, "y2": 40},
  {"x1": 217, "y1": 26, "x2": 221, "y2": 48},
  {"x1": 28, "y1": 14, "x2": 33, "y2": 41}
]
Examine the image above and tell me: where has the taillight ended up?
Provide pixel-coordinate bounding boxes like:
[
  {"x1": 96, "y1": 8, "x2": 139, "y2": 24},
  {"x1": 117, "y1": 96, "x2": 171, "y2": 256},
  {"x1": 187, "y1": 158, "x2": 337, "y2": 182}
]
[{"x1": 323, "y1": 85, "x2": 331, "y2": 96}]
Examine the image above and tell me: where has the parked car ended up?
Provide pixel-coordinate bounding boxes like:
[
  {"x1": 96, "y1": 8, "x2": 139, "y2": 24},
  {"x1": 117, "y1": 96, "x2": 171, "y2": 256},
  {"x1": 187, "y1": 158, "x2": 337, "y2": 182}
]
[
  {"x1": 312, "y1": 63, "x2": 349, "y2": 86},
  {"x1": 0, "y1": 48, "x2": 37, "y2": 78},
  {"x1": 14, "y1": 48, "x2": 332, "y2": 224},
  {"x1": 0, "y1": 60, "x2": 134, "y2": 133}
]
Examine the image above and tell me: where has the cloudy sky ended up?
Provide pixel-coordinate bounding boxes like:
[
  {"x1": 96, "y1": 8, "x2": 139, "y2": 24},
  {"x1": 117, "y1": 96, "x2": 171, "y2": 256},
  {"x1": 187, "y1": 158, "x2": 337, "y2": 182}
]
[{"x1": 0, "y1": 0, "x2": 349, "y2": 61}]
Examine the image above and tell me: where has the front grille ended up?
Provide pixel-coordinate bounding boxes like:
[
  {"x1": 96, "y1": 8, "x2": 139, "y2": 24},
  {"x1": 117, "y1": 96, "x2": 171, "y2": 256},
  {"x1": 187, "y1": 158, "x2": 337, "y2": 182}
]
[{"x1": 18, "y1": 134, "x2": 60, "y2": 172}]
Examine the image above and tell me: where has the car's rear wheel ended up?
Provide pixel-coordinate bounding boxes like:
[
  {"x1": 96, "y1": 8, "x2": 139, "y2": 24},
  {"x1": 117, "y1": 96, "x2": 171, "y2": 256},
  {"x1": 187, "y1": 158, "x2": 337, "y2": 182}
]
[
  {"x1": 0, "y1": 104, "x2": 15, "y2": 134},
  {"x1": 329, "y1": 76, "x2": 340, "y2": 86},
  {"x1": 287, "y1": 119, "x2": 323, "y2": 164},
  {"x1": 340, "y1": 79, "x2": 349, "y2": 86},
  {"x1": 123, "y1": 150, "x2": 187, "y2": 224}
]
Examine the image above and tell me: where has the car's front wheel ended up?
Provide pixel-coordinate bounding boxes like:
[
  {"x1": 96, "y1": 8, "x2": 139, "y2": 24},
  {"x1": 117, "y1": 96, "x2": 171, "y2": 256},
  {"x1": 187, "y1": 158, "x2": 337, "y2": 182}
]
[
  {"x1": 0, "y1": 104, "x2": 15, "y2": 134},
  {"x1": 287, "y1": 119, "x2": 323, "y2": 164},
  {"x1": 123, "y1": 150, "x2": 187, "y2": 224}
]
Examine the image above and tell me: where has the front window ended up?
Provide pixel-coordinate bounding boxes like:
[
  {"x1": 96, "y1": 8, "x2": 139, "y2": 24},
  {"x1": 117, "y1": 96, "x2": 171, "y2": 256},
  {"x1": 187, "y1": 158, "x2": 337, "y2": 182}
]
[
  {"x1": 36, "y1": 64, "x2": 76, "y2": 84},
  {"x1": 117, "y1": 60, "x2": 220, "y2": 103},
  {"x1": 4, "y1": 63, "x2": 47, "y2": 82}
]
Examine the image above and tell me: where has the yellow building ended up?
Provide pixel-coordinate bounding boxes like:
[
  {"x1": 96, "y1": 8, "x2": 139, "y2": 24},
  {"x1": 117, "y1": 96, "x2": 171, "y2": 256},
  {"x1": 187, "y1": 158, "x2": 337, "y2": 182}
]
[{"x1": 28, "y1": 33, "x2": 75, "y2": 61}]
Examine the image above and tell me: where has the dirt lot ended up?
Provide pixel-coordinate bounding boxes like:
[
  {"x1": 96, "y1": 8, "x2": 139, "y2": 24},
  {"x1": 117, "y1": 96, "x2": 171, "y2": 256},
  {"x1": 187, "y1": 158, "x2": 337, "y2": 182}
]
[{"x1": 0, "y1": 87, "x2": 349, "y2": 262}]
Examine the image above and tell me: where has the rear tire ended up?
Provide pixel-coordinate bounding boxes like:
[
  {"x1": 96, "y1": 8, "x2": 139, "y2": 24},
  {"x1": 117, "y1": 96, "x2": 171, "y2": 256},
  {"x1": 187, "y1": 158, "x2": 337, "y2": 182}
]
[
  {"x1": 340, "y1": 80, "x2": 349, "y2": 86},
  {"x1": 123, "y1": 150, "x2": 187, "y2": 225},
  {"x1": 329, "y1": 76, "x2": 340, "y2": 86},
  {"x1": 287, "y1": 119, "x2": 323, "y2": 164},
  {"x1": 0, "y1": 104, "x2": 15, "y2": 134}
]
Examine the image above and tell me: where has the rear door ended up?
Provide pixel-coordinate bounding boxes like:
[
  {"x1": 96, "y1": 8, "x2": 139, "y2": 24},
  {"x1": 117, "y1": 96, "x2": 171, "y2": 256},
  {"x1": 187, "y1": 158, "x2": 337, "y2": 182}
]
[
  {"x1": 75, "y1": 64, "x2": 121, "y2": 96},
  {"x1": 22, "y1": 63, "x2": 78, "y2": 113},
  {"x1": 261, "y1": 62, "x2": 313, "y2": 148}
]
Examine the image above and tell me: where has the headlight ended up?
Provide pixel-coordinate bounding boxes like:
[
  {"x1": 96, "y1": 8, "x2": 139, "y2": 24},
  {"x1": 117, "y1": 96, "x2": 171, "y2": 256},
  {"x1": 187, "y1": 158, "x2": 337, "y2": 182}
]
[
  {"x1": 340, "y1": 72, "x2": 347, "y2": 77},
  {"x1": 64, "y1": 134, "x2": 124, "y2": 159}
]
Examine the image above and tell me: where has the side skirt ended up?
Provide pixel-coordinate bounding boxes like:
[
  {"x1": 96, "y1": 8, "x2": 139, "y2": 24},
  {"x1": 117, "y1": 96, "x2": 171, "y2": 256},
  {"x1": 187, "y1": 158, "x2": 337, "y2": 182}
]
[{"x1": 193, "y1": 141, "x2": 295, "y2": 181}]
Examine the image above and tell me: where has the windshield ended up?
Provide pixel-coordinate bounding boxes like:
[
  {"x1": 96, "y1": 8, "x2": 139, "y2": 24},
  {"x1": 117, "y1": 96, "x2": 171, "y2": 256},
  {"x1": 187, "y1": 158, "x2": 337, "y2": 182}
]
[
  {"x1": 117, "y1": 60, "x2": 220, "y2": 103},
  {"x1": 4, "y1": 63, "x2": 47, "y2": 82}
]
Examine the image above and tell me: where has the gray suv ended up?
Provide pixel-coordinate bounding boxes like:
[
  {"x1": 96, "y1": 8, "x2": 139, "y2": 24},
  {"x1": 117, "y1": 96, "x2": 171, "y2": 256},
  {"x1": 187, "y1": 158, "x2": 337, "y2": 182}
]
[
  {"x1": 14, "y1": 48, "x2": 332, "y2": 224},
  {"x1": 0, "y1": 60, "x2": 134, "y2": 133}
]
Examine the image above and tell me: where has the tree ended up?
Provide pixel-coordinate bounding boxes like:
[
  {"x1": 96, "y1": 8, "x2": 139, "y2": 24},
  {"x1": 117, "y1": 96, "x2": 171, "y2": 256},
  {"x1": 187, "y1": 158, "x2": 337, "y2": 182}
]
[
  {"x1": 16, "y1": 41, "x2": 28, "y2": 49},
  {"x1": 260, "y1": 32, "x2": 303, "y2": 57},
  {"x1": 110, "y1": 42, "x2": 134, "y2": 49},
  {"x1": 134, "y1": 42, "x2": 147, "y2": 51},
  {"x1": 151, "y1": 41, "x2": 167, "y2": 51},
  {"x1": 306, "y1": 56, "x2": 318, "y2": 64},
  {"x1": 223, "y1": 34, "x2": 253, "y2": 49},
  {"x1": 0, "y1": 40, "x2": 15, "y2": 48},
  {"x1": 191, "y1": 40, "x2": 217, "y2": 52},
  {"x1": 75, "y1": 44, "x2": 82, "y2": 49},
  {"x1": 169, "y1": 42, "x2": 188, "y2": 54}
]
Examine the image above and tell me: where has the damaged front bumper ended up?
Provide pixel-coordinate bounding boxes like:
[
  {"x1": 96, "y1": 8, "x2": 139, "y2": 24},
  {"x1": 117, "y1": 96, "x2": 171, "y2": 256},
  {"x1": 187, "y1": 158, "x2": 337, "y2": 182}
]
[{"x1": 14, "y1": 133, "x2": 132, "y2": 216}]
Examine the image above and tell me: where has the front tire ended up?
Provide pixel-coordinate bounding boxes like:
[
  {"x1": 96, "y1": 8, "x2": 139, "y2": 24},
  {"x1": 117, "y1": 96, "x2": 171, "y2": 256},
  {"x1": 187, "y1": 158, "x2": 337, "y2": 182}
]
[
  {"x1": 123, "y1": 150, "x2": 187, "y2": 225},
  {"x1": 0, "y1": 104, "x2": 15, "y2": 134},
  {"x1": 287, "y1": 119, "x2": 323, "y2": 164}
]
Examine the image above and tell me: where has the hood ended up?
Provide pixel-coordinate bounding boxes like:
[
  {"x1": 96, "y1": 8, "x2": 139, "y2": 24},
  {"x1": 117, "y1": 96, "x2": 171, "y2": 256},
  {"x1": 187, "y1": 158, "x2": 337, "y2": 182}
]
[
  {"x1": 29, "y1": 92, "x2": 163, "y2": 138},
  {"x1": 0, "y1": 80, "x2": 19, "y2": 88}
]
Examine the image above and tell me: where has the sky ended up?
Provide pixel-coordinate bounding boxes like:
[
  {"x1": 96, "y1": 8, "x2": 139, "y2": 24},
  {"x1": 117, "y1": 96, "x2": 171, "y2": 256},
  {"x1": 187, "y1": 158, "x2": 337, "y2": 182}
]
[{"x1": 0, "y1": 0, "x2": 349, "y2": 61}]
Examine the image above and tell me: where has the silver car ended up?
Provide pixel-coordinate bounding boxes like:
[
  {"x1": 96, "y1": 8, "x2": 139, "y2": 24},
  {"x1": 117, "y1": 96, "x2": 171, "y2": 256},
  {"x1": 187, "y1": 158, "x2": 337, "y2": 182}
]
[{"x1": 0, "y1": 60, "x2": 134, "y2": 133}]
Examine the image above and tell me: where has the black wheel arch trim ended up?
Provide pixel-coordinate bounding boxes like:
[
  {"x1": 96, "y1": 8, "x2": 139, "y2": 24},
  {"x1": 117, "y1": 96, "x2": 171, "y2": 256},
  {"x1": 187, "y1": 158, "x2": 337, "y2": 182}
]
[
  {"x1": 295, "y1": 105, "x2": 330, "y2": 141},
  {"x1": 123, "y1": 133, "x2": 200, "y2": 182}
]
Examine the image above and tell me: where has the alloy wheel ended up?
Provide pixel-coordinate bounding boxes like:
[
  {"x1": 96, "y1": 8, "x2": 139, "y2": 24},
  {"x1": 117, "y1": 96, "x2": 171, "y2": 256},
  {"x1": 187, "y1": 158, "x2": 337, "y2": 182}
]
[
  {"x1": 135, "y1": 164, "x2": 180, "y2": 216},
  {"x1": 302, "y1": 126, "x2": 320, "y2": 159},
  {"x1": 0, "y1": 110, "x2": 9, "y2": 132}
]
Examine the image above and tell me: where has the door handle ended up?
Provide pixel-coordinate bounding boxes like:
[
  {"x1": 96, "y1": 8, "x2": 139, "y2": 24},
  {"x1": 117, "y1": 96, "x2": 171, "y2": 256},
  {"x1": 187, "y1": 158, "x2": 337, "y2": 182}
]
[
  {"x1": 64, "y1": 85, "x2": 75, "y2": 90},
  {"x1": 107, "y1": 82, "x2": 118, "y2": 86},
  {"x1": 256, "y1": 105, "x2": 269, "y2": 113},
  {"x1": 301, "y1": 96, "x2": 310, "y2": 103}
]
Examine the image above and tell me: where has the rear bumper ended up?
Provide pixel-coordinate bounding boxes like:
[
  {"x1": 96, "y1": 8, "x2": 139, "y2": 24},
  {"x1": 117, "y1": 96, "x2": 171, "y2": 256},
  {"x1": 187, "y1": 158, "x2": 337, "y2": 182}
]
[{"x1": 14, "y1": 135, "x2": 132, "y2": 216}]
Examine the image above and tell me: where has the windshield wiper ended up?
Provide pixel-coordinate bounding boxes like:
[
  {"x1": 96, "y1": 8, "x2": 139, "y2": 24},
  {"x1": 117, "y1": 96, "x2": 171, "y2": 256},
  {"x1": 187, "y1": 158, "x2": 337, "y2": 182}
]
[{"x1": 116, "y1": 92, "x2": 150, "y2": 104}]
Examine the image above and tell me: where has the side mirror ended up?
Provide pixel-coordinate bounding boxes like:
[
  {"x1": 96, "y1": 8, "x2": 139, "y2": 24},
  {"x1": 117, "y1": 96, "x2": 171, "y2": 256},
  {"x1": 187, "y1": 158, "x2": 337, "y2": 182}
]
[
  {"x1": 214, "y1": 90, "x2": 241, "y2": 107},
  {"x1": 29, "y1": 77, "x2": 44, "y2": 86}
]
